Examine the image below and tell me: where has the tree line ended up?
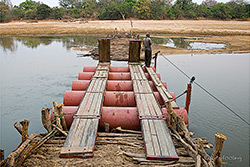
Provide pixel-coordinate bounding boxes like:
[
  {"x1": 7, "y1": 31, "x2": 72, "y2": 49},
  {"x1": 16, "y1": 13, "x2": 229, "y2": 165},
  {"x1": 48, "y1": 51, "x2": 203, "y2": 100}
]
[{"x1": 1, "y1": 0, "x2": 249, "y2": 22}]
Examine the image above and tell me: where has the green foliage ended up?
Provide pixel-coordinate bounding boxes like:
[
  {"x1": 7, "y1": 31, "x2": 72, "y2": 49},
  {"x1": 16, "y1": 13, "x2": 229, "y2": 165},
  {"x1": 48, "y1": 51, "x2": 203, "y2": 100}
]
[
  {"x1": 37, "y1": 4, "x2": 51, "y2": 19},
  {"x1": 151, "y1": 1, "x2": 168, "y2": 19},
  {"x1": 52, "y1": 7, "x2": 66, "y2": 19},
  {"x1": 25, "y1": 8, "x2": 37, "y2": 19},
  {"x1": 133, "y1": 0, "x2": 152, "y2": 19},
  {"x1": 11, "y1": 7, "x2": 25, "y2": 20},
  {"x1": 99, "y1": 1, "x2": 122, "y2": 19},
  {"x1": 19, "y1": 0, "x2": 38, "y2": 11},
  {"x1": 0, "y1": 1, "x2": 12, "y2": 22},
  {"x1": 212, "y1": 3, "x2": 232, "y2": 19}
]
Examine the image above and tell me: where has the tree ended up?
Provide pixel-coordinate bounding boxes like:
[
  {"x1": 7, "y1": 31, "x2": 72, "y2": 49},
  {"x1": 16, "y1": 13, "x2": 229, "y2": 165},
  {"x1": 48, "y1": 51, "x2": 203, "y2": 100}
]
[
  {"x1": 98, "y1": 1, "x2": 122, "y2": 19},
  {"x1": 11, "y1": 6, "x2": 25, "y2": 20},
  {"x1": 59, "y1": 0, "x2": 82, "y2": 9},
  {"x1": 37, "y1": 4, "x2": 51, "y2": 19},
  {"x1": 150, "y1": 1, "x2": 168, "y2": 19},
  {"x1": 19, "y1": 0, "x2": 38, "y2": 11},
  {"x1": 212, "y1": 3, "x2": 232, "y2": 19},
  {"x1": 25, "y1": 8, "x2": 36, "y2": 19},
  {"x1": 0, "y1": 1, "x2": 12, "y2": 22},
  {"x1": 172, "y1": 0, "x2": 197, "y2": 18},
  {"x1": 52, "y1": 7, "x2": 66, "y2": 19},
  {"x1": 202, "y1": 0, "x2": 218, "y2": 7},
  {"x1": 133, "y1": 0, "x2": 152, "y2": 19}
]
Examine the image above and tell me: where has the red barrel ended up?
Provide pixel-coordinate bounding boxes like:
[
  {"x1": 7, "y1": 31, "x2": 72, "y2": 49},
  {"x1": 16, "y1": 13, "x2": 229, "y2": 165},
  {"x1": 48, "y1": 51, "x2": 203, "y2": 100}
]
[
  {"x1": 63, "y1": 91, "x2": 166, "y2": 106},
  {"x1": 72, "y1": 80, "x2": 90, "y2": 91},
  {"x1": 108, "y1": 72, "x2": 131, "y2": 80},
  {"x1": 83, "y1": 66, "x2": 96, "y2": 72},
  {"x1": 78, "y1": 72, "x2": 94, "y2": 80},
  {"x1": 50, "y1": 106, "x2": 188, "y2": 130},
  {"x1": 106, "y1": 80, "x2": 133, "y2": 91},
  {"x1": 110, "y1": 67, "x2": 129, "y2": 72},
  {"x1": 63, "y1": 91, "x2": 85, "y2": 106}
]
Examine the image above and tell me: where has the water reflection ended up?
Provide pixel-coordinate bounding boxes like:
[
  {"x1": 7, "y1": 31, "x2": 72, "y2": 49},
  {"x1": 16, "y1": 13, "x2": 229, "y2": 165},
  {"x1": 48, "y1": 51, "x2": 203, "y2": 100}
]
[{"x1": 0, "y1": 36, "x2": 102, "y2": 52}]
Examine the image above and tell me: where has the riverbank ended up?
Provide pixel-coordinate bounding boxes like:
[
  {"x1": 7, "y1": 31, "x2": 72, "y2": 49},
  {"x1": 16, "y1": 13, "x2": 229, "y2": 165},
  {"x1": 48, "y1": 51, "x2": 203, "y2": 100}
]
[{"x1": 1, "y1": 20, "x2": 250, "y2": 55}]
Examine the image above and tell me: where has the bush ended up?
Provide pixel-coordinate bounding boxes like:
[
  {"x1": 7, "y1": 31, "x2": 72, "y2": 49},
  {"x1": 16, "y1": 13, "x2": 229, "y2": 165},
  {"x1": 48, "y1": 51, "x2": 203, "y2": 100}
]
[
  {"x1": 37, "y1": 4, "x2": 52, "y2": 19},
  {"x1": 0, "y1": 2, "x2": 12, "y2": 22}
]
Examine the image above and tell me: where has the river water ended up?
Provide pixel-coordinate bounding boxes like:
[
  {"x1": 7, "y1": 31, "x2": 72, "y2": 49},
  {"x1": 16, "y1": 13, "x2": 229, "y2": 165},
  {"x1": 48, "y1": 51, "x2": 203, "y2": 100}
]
[{"x1": 0, "y1": 36, "x2": 249, "y2": 166}]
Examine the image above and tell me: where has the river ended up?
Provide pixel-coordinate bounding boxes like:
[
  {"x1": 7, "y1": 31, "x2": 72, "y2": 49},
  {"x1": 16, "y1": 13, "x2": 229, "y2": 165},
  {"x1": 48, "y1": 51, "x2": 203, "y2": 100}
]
[{"x1": 0, "y1": 36, "x2": 249, "y2": 166}]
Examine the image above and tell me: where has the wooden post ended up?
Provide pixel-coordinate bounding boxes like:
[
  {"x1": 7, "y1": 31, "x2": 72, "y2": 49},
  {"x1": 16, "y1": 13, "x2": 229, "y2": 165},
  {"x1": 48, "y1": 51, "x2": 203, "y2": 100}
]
[
  {"x1": 53, "y1": 101, "x2": 63, "y2": 130},
  {"x1": 212, "y1": 133, "x2": 227, "y2": 167},
  {"x1": 166, "y1": 101, "x2": 177, "y2": 129},
  {"x1": 41, "y1": 108, "x2": 52, "y2": 132},
  {"x1": 58, "y1": 104, "x2": 68, "y2": 131},
  {"x1": 20, "y1": 120, "x2": 30, "y2": 143},
  {"x1": 14, "y1": 122, "x2": 22, "y2": 135},
  {"x1": 185, "y1": 83, "x2": 192, "y2": 113},
  {"x1": 129, "y1": 39, "x2": 141, "y2": 62},
  {"x1": 0, "y1": 149, "x2": 4, "y2": 161},
  {"x1": 98, "y1": 38, "x2": 110, "y2": 62}
]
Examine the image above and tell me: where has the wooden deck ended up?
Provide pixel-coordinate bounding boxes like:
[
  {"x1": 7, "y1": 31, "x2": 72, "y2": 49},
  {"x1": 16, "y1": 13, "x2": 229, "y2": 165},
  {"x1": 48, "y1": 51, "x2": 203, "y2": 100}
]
[
  {"x1": 129, "y1": 64, "x2": 179, "y2": 160},
  {"x1": 60, "y1": 63, "x2": 110, "y2": 158}
]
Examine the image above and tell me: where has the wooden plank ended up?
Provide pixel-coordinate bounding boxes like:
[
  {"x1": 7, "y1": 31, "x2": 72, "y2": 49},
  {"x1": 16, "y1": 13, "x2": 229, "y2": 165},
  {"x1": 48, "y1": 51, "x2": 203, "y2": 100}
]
[
  {"x1": 71, "y1": 119, "x2": 87, "y2": 147},
  {"x1": 63, "y1": 118, "x2": 80, "y2": 147},
  {"x1": 85, "y1": 119, "x2": 99, "y2": 148},
  {"x1": 148, "y1": 120, "x2": 161, "y2": 156},
  {"x1": 141, "y1": 120, "x2": 154, "y2": 156}
]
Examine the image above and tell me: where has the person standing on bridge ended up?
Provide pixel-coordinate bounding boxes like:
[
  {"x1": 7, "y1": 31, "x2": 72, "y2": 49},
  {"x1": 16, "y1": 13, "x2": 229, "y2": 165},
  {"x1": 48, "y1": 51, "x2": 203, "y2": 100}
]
[{"x1": 143, "y1": 33, "x2": 152, "y2": 67}]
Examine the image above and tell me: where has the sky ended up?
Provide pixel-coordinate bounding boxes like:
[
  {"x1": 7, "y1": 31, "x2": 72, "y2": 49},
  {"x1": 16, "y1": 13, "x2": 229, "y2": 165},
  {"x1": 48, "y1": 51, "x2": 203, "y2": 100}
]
[{"x1": 9, "y1": 0, "x2": 242, "y2": 7}]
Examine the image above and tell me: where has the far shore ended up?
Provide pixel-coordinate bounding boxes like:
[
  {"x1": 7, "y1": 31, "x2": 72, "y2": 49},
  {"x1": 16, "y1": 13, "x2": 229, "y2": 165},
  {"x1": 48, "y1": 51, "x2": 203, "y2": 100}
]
[{"x1": 1, "y1": 20, "x2": 250, "y2": 55}]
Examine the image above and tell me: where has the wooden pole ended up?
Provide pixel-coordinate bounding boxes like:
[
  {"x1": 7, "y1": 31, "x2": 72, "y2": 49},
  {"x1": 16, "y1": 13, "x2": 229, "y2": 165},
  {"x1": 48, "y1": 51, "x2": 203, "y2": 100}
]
[
  {"x1": 166, "y1": 101, "x2": 177, "y2": 130},
  {"x1": 58, "y1": 104, "x2": 68, "y2": 131},
  {"x1": 53, "y1": 101, "x2": 63, "y2": 130},
  {"x1": 185, "y1": 83, "x2": 192, "y2": 113},
  {"x1": 14, "y1": 122, "x2": 22, "y2": 135},
  {"x1": 0, "y1": 149, "x2": 4, "y2": 161},
  {"x1": 41, "y1": 108, "x2": 52, "y2": 132},
  {"x1": 212, "y1": 133, "x2": 227, "y2": 167},
  {"x1": 20, "y1": 120, "x2": 30, "y2": 143},
  {"x1": 98, "y1": 38, "x2": 110, "y2": 62},
  {"x1": 129, "y1": 39, "x2": 141, "y2": 62}
]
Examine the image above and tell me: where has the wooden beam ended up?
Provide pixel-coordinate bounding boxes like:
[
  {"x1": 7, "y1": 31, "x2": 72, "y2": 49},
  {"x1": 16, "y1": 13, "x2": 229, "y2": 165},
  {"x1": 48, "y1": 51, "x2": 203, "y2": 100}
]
[
  {"x1": 129, "y1": 39, "x2": 141, "y2": 62},
  {"x1": 98, "y1": 38, "x2": 110, "y2": 62}
]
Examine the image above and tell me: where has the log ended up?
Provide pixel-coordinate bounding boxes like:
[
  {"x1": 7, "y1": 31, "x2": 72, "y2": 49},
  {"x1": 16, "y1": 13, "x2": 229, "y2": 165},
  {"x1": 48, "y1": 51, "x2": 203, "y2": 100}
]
[
  {"x1": 121, "y1": 151, "x2": 145, "y2": 158},
  {"x1": 112, "y1": 127, "x2": 141, "y2": 134},
  {"x1": 33, "y1": 129, "x2": 57, "y2": 151},
  {"x1": 97, "y1": 133, "x2": 141, "y2": 137},
  {"x1": 166, "y1": 101, "x2": 177, "y2": 129},
  {"x1": 6, "y1": 133, "x2": 37, "y2": 167},
  {"x1": 14, "y1": 122, "x2": 22, "y2": 136},
  {"x1": 53, "y1": 101, "x2": 63, "y2": 130},
  {"x1": 15, "y1": 137, "x2": 41, "y2": 167},
  {"x1": 177, "y1": 116, "x2": 193, "y2": 136},
  {"x1": 96, "y1": 141, "x2": 141, "y2": 148},
  {"x1": 0, "y1": 150, "x2": 4, "y2": 161},
  {"x1": 128, "y1": 39, "x2": 141, "y2": 62},
  {"x1": 104, "y1": 123, "x2": 109, "y2": 133},
  {"x1": 98, "y1": 38, "x2": 110, "y2": 62},
  {"x1": 58, "y1": 104, "x2": 68, "y2": 131},
  {"x1": 52, "y1": 124, "x2": 68, "y2": 136},
  {"x1": 41, "y1": 108, "x2": 52, "y2": 132},
  {"x1": 20, "y1": 120, "x2": 30, "y2": 143},
  {"x1": 195, "y1": 155, "x2": 201, "y2": 167},
  {"x1": 211, "y1": 133, "x2": 227, "y2": 167}
]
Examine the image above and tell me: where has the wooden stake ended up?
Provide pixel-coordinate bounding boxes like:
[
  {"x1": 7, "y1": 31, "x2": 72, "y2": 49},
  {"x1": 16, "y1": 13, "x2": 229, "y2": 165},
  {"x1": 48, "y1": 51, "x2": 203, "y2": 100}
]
[
  {"x1": 104, "y1": 123, "x2": 110, "y2": 133},
  {"x1": 57, "y1": 104, "x2": 68, "y2": 131},
  {"x1": 0, "y1": 149, "x2": 4, "y2": 161},
  {"x1": 53, "y1": 101, "x2": 63, "y2": 130},
  {"x1": 41, "y1": 108, "x2": 52, "y2": 132},
  {"x1": 20, "y1": 120, "x2": 30, "y2": 143},
  {"x1": 166, "y1": 101, "x2": 177, "y2": 129},
  {"x1": 98, "y1": 38, "x2": 110, "y2": 62},
  {"x1": 14, "y1": 122, "x2": 22, "y2": 135},
  {"x1": 211, "y1": 133, "x2": 227, "y2": 167},
  {"x1": 129, "y1": 39, "x2": 141, "y2": 62}
]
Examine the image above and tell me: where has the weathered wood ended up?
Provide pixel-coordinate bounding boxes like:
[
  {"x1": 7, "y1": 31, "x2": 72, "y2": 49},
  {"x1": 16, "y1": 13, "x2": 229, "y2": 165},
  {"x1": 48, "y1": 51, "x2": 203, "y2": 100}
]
[
  {"x1": 212, "y1": 133, "x2": 227, "y2": 167},
  {"x1": 0, "y1": 150, "x2": 4, "y2": 161},
  {"x1": 15, "y1": 136, "x2": 41, "y2": 167},
  {"x1": 14, "y1": 122, "x2": 22, "y2": 136},
  {"x1": 20, "y1": 120, "x2": 30, "y2": 143},
  {"x1": 58, "y1": 104, "x2": 68, "y2": 131},
  {"x1": 112, "y1": 126, "x2": 141, "y2": 134},
  {"x1": 195, "y1": 155, "x2": 202, "y2": 167},
  {"x1": 53, "y1": 101, "x2": 63, "y2": 130},
  {"x1": 41, "y1": 108, "x2": 52, "y2": 132},
  {"x1": 166, "y1": 101, "x2": 177, "y2": 129},
  {"x1": 98, "y1": 38, "x2": 110, "y2": 62},
  {"x1": 104, "y1": 123, "x2": 109, "y2": 133},
  {"x1": 6, "y1": 133, "x2": 37, "y2": 167},
  {"x1": 98, "y1": 133, "x2": 141, "y2": 137},
  {"x1": 51, "y1": 124, "x2": 68, "y2": 136},
  {"x1": 129, "y1": 40, "x2": 141, "y2": 62}
]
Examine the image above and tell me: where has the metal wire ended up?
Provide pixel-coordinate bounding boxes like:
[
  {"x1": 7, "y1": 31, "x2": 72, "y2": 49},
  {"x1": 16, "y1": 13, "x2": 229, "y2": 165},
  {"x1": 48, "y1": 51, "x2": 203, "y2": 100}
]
[{"x1": 162, "y1": 55, "x2": 250, "y2": 126}]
